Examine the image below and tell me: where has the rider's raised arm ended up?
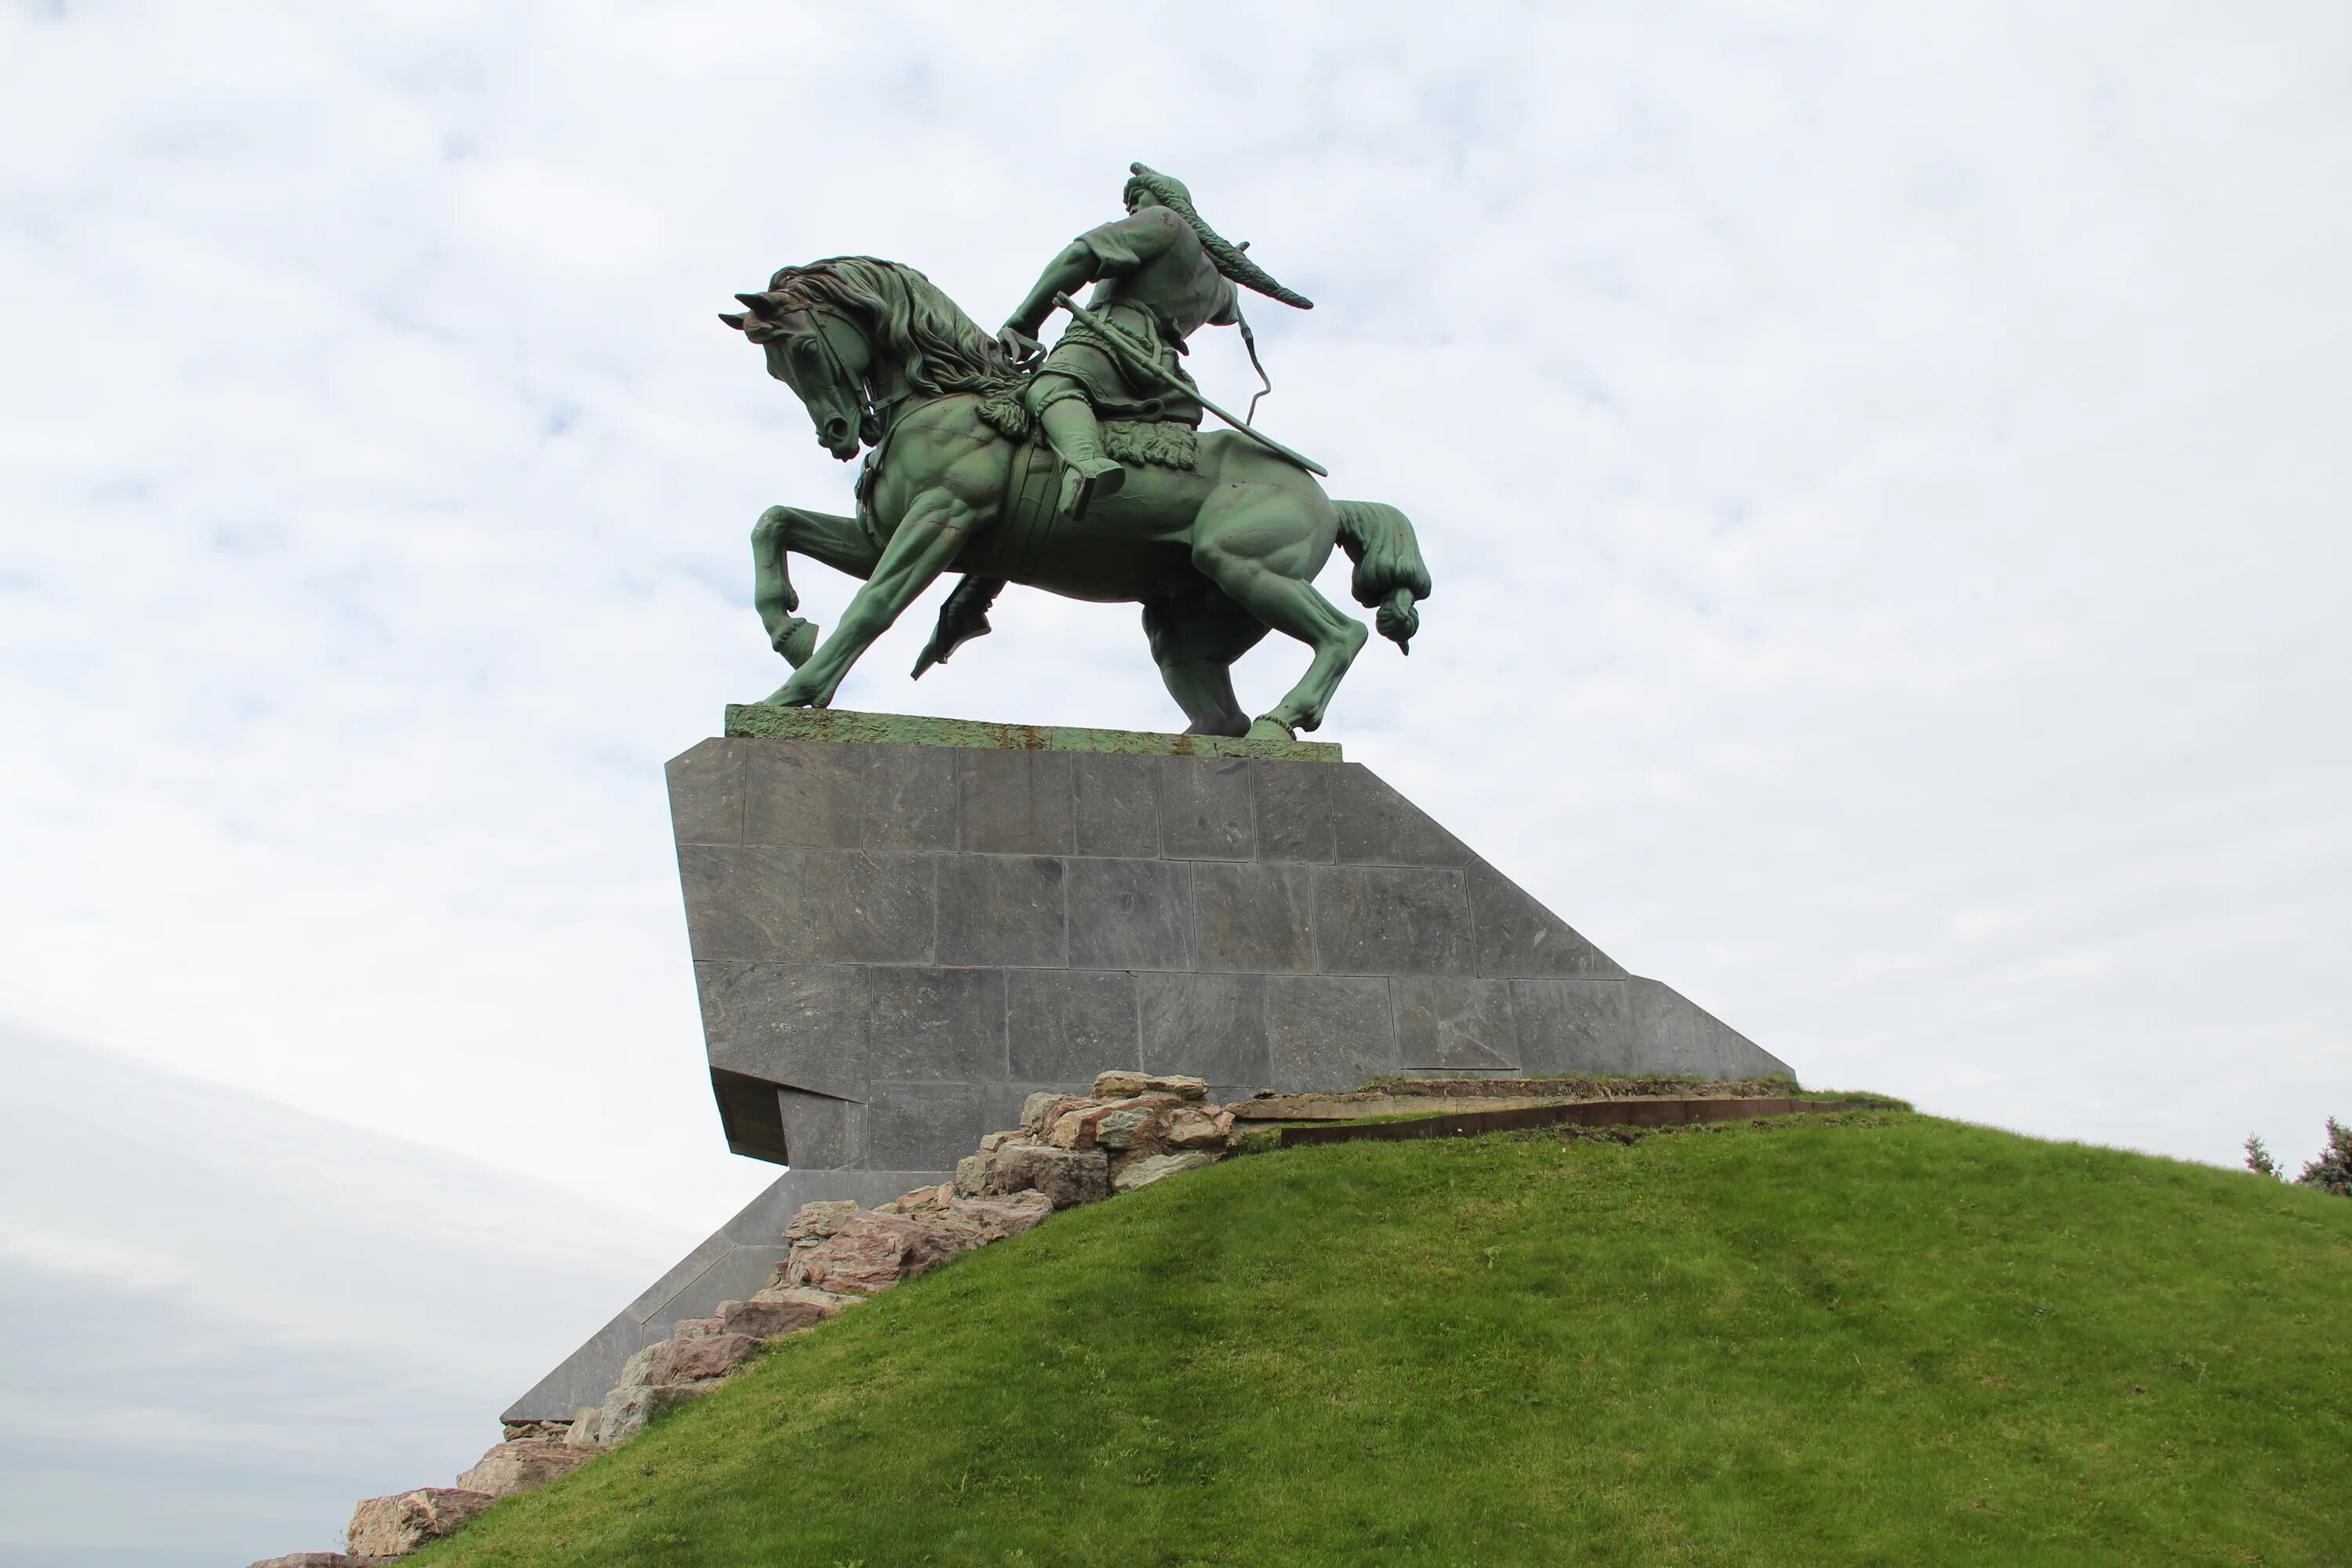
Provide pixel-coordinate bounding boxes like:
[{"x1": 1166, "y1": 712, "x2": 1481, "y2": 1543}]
[{"x1": 1002, "y1": 209, "x2": 1184, "y2": 338}]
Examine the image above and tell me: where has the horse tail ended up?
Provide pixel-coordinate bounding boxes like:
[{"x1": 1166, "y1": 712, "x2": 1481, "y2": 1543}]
[{"x1": 1333, "y1": 500, "x2": 1432, "y2": 653}]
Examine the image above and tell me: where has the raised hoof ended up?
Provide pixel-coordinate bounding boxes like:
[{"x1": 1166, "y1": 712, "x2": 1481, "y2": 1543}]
[
  {"x1": 775, "y1": 617, "x2": 819, "y2": 668},
  {"x1": 1245, "y1": 717, "x2": 1298, "y2": 742}
]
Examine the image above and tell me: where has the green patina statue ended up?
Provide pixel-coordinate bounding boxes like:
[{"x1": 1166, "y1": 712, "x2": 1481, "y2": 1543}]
[{"x1": 719, "y1": 162, "x2": 1431, "y2": 739}]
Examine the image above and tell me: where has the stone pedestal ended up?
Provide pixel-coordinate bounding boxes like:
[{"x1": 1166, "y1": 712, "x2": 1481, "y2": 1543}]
[{"x1": 503, "y1": 710, "x2": 1788, "y2": 1421}]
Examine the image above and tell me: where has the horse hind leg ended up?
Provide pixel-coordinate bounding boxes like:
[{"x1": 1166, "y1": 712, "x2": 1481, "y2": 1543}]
[
  {"x1": 753, "y1": 505, "x2": 877, "y2": 668},
  {"x1": 1142, "y1": 591, "x2": 1266, "y2": 738},
  {"x1": 1189, "y1": 511, "x2": 1369, "y2": 736}
]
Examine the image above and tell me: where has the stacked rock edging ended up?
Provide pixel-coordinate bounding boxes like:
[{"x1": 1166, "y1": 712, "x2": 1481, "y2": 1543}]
[{"x1": 249, "y1": 1071, "x2": 1239, "y2": 1567}]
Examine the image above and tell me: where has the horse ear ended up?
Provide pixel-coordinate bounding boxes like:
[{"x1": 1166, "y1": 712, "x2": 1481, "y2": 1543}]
[
  {"x1": 735, "y1": 292, "x2": 780, "y2": 318},
  {"x1": 718, "y1": 311, "x2": 749, "y2": 329}
]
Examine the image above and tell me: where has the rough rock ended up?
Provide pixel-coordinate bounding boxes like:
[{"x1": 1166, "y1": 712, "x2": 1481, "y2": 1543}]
[
  {"x1": 1093, "y1": 1105, "x2": 1158, "y2": 1149},
  {"x1": 783, "y1": 1199, "x2": 864, "y2": 1242},
  {"x1": 455, "y1": 1436, "x2": 594, "y2": 1498},
  {"x1": 346, "y1": 1488, "x2": 494, "y2": 1558},
  {"x1": 565, "y1": 1406, "x2": 603, "y2": 1446},
  {"x1": 591, "y1": 1380, "x2": 713, "y2": 1446},
  {"x1": 638, "y1": 1332, "x2": 760, "y2": 1385},
  {"x1": 248, "y1": 1555, "x2": 390, "y2": 1567},
  {"x1": 953, "y1": 1151, "x2": 989, "y2": 1196},
  {"x1": 671, "y1": 1314, "x2": 725, "y2": 1340},
  {"x1": 1112, "y1": 1149, "x2": 1221, "y2": 1192},
  {"x1": 1163, "y1": 1107, "x2": 1228, "y2": 1149},
  {"x1": 978, "y1": 1142, "x2": 1112, "y2": 1208},
  {"x1": 1093, "y1": 1070, "x2": 1208, "y2": 1101},
  {"x1": 499, "y1": 1419, "x2": 568, "y2": 1443},
  {"x1": 1021, "y1": 1091, "x2": 1089, "y2": 1134},
  {"x1": 712, "y1": 1292, "x2": 842, "y2": 1339},
  {"x1": 748, "y1": 1282, "x2": 855, "y2": 1319},
  {"x1": 780, "y1": 1210, "x2": 964, "y2": 1296}
]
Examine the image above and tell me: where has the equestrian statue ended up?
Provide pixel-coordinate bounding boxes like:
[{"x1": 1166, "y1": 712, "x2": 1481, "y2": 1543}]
[{"x1": 718, "y1": 162, "x2": 1431, "y2": 739}]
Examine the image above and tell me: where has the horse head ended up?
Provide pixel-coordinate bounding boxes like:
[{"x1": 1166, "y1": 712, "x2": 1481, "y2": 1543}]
[{"x1": 720, "y1": 281, "x2": 873, "y2": 462}]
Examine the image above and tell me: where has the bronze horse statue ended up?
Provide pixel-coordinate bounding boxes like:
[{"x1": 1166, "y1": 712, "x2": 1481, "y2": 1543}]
[{"x1": 720, "y1": 256, "x2": 1430, "y2": 739}]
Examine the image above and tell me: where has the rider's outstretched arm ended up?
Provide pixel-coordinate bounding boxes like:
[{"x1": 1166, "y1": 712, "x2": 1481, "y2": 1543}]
[{"x1": 1004, "y1": 243, "x2": 1098, "y2": 339}]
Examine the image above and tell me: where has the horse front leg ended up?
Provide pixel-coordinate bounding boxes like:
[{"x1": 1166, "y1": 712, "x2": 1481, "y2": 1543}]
[
  {"x1": 753, "y1": 505, "x2": 877, "y2": 668},
  {"x1": 765, "y1": 488, "x2": 981, "y2": 709}
]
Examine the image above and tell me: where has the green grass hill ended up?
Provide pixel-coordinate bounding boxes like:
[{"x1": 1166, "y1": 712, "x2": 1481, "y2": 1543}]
[{"x1": 418, "y1": 1110, "x2": 2351, "y2": 1567}]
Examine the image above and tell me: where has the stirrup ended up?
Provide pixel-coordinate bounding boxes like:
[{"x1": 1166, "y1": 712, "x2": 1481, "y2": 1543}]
[{"x1": 1059, "y1": 456, "x2": 1124, "y2": 520}]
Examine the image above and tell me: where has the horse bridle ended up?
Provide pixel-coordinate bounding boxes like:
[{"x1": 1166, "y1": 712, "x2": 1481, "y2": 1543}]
[{"x1": 779, "y1": 301, "x2": 903, "y2": 448}]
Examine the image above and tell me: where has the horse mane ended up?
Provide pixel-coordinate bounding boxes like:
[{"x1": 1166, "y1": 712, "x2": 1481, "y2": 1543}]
[{"x1": 765, "y1": 256, "x2": 1029, "y2": 434}]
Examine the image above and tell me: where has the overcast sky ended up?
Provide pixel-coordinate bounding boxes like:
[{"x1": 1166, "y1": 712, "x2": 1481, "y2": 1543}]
[{"x1": 4, "y1": 2, "x2": 2348, "y2": 1563}]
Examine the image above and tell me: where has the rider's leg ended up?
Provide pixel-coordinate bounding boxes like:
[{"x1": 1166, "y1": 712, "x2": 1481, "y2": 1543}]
[{"x1": 1024, "y1": 375, "x2": 1124, "y2": 519}]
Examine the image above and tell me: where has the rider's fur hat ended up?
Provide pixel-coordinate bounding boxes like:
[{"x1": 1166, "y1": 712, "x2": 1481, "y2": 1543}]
[{"x1": 1124, "y1": 162, "x2": 1313, "y2": 310}]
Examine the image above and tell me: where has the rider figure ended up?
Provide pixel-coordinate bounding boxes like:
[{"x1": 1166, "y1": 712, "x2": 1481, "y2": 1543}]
[{"x1": 999, "y1": 162, "x2": 1312, "y2": 519}]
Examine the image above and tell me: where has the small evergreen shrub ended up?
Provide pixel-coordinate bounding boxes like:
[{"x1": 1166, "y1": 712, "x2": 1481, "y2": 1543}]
[{"x1": 2245, "y1": 1116, "x2": 2352, "y2": 1196}]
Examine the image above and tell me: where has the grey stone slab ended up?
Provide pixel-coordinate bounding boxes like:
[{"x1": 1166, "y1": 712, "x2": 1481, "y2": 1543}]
[
  {"x1": 1138, "y1": 971, "x2": 1270, "y2": 1088},
  {"x1": 776, "y1": 1087, "x2": 867, "y2": 1168},
  {"x1": 867, "y1": 965, "x2": 1007, "y2": 1084},
  {"x1": 695, "y1": 962, "x2": 868, "y2": 1102},
  {"x1": 1396, "y1": 977, "x2": 1522, "y2": 1072},
  {"x1": 1007, "y1": 968, "x2": 1140, "y2": 1082},
  {"x1": 1329, "y1": 764, "x2": 1473, "y2": 866},
  {"x1": 667, "y1": 739, "x2": 746, "y2": 846},
  {"x1": 742, "y1": 739, "x2": 865, "y2": 848},
  {"x1": 712, "y1": 1067, "x2": 791, "y2": 1162},
  {"x1": 1310, "y1": 865, "x2": 1474, "y2": 977},
  {"x1": 1158, "y1": 756, "x2": 1256, "y2": 859},
  {"x1": 1066, "y1": 857, "x2": 1196, "y2": 971},
  {"x1": 677, "y1": 844, "x2": 935, "y2": 965},
  {"x1": 1195, "y1": 861, "x2": 1314, "y2": 974},
  {"x1": 1467, "y1": 861, "x2": 1627, "y2": 978},
  {"x1": 1250, "y1": 759, "x2": 1336, "y2": 862},
  {"x1": 938, "y1": 855, "x2": 1066, "y2": 967},
  {"x1": 1509, "y1": 977, "x2": 1640, "y2": 1076},
  {"x1": 867, "y1": 1080, "x2": 992, "y2": 1170},
  {"x1": 958, "y1": 749, "x2": 1075, "y2": 855},
  {"x1": 1073, "y1": 753, "x2": 1160, "y2": 857},
  {"x1": 1628, "y1": 978, "x2": 1791, "y2": 1080},
  {"x1": 859, "y1": 744, "x2": 958, "y2": 850},
  {"x1": 1267, "y1": 975, "x2": 1397, "y2": 1091}
]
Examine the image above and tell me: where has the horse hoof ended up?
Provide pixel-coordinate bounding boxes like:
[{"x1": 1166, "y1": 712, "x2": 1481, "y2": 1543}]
[
  {"x1": 1245, "y1": 717, "x2": 1298, "y2": 742},
  {"x1": 777, "y1": 617, "x2": 819, "y2": 667}
]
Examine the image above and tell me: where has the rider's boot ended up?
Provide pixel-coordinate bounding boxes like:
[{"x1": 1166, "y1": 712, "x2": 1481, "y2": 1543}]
[{"x1": 1037, "y1": 397, "x2": 1125, "y2": 520}]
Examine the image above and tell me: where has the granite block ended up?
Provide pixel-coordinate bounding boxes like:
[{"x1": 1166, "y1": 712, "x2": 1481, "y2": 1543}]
[
  {"x1": 1329, "y1": 764, "x2": 1473, "y2": 866},
  {"x1": 1267, "y1": 975, "x2": 1397, "y2": 1091},
  {"x1": 1628, "y1": 978, "x2": 1789, "y2": 1080},
  {"x1": 1510, "y1": 977, "x2": 1640, "y2": 1076},
  {"x1": 775, "y1": 1087, "x2": 866, "y2": 1168},
  {"x1": 1395, "y1": 977, "x2": 1521, "y2": 1072},
  {"x1": 677, "y1": 845, "x2": 935, "y2": 965},
  {"x1": 1159, "y1": 756, "x2": 1255, "y2": 859},
  {"x1": 1073, "y1": 753, "x2": 1161, "y2": 857},
  {"x1": 957, "y1": 749, "x2": 1075, "y2": 855},
  {"x1": 1467, "y1": 861, "x2": 1626, "y2": 978},
  {"x1": 938, "y1": 855, "x2": 1066, "y2": 967},
  {"x1": 666, "y1": 739, "x2": 746, "y2": 846},
  {"x1": 695, "y1": 962, "x2": 868, "y2": 1101},
  {"x1": 1066, "y1": 857, "x2": 1196, "y2": 971},
  {"x1": 866, "y1": 1080, "x2": 991, "y2": 1170},
  {"x1": 866, "y1": 966, "x2": 1007, "y2": 1083},
  {"x1": 1138, "y1": 971, "x2": 1270, "y2": 1088},
  {"x1": 1250, "y1": 760, "x2": 1336, "y2": 862},
  {"x1": 859, "y1": 744, "x2": 957, "y2": 850},
  {"x1": 742, "y1": 739, "x2": 865, "y2": 849},
  {"x1": 1007, "y1": 968, "x2": 1140, "y2": 1082},
  {"x1": 1195, "y1": 861, "x2": 1315, "y2": 974},
  {"x1": 1310, "y1": 864, "x2": 1473, "y2": 977}
]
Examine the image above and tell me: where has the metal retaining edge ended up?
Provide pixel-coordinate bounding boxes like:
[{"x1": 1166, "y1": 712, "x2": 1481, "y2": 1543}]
[{"x1": 1275, "y1": 1097, "x2": 1870, "y2": 1149}]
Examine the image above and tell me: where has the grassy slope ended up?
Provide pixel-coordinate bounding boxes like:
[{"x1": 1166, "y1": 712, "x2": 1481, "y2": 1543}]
[{"x1": 420, "y1": 1112, "x2": 2352, "y2": 1567}]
